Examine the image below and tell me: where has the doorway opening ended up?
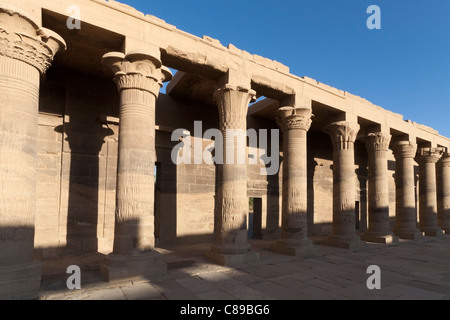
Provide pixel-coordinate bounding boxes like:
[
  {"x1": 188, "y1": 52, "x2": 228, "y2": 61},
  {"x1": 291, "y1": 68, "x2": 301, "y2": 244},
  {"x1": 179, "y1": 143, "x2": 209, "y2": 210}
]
[{"x1": 248, "y1": 197, "x2": 263, "y2": 239}]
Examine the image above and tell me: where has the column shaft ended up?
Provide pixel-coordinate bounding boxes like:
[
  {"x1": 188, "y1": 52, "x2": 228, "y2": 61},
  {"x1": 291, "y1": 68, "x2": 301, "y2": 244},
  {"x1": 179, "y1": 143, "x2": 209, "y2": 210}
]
[
  {"x1": 416, "y1": 148, "x2": 444, "y2": 237},
  {"x1": 207, "y1": 83, "x2": 259, "y2": 266},
  {"x1": 114, "y1": 87, "x2": 157, "y2": 254},
  {"x1": 361, "y1": 133, "x2": 398, "y2": 243},
  {"x1": 0, "y1": 6, "x2": 65, "y2": 298},
  {"x1": 100, "y1": 50, "x2": 171, "y2": 281},
  {"x1": 437, "y1": 153, "x2": 450, "y2": 233},
  {"x1": 392, "y1": 141, "x2": 423, "y2": 240},
  {"x1": 323, "y1": 121, "x2": 364, "y2": 249},
  {"x1": 271, "y1": 107, "x2": 312, "y2": 256}
]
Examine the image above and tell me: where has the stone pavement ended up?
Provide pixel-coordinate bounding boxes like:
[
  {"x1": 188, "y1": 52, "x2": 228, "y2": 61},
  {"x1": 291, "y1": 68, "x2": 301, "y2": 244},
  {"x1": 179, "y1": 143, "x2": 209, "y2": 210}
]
[{"x1": 37, "y1": 236, "x2": 450, "y2": 300}]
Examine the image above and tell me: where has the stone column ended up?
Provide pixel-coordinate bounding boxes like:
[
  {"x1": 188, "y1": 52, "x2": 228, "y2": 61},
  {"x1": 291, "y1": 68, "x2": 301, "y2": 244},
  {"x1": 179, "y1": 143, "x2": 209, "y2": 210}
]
[
  {"x1": 361, "y1": 133, "x2": 398, "y2": 244},
  {"x1": 437, "y1": 151, "x2": 450, "y2": 234},
  {"x1": 323, "y1": 121, "x2": 364, "y2": 249},
  {"x1": 207, "y1": 83, "x2": 260, "y2": 266},
  {"x1": 416, "y1": 147, "x2": 444, "y2": 237},
  {"x1": 391, "y1": 141, "x2": 423, "y2": 239},
  {"x1": 0, "y1": 6, "x2": 65, "y2": 298},
  {"x1": 100, "y1": 49, "x2": 172, "y2": 281},
  {"x1": 270, "y1": 107, "x2": 313, "y2": 256}
]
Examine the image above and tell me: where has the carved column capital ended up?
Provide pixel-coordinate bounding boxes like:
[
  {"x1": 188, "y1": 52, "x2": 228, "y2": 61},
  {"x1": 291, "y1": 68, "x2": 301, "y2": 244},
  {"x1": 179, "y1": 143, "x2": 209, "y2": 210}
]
[
  {"x1": 0, "y1": 7, "x2": 66, "y2": 74},
  {"x1": 102, "y1": 50, "x2": 172, "y2": 97},
  {"x1": 323, "y1": 121, "x2": 360, "y2": 150},
  {"x1": 439, "y1": 152, "x2": 450, "y2": 167},
  {"x1": 363, "y1": 132, "x2": 391, "y2": 153},
  {"x1": 391, "y1": 141, "x2": 417, "y2": 160},
  {"x1": 214, "y1": 84, "x2": 256, "y2": 131},
  {"x1": 416, "y1": 147, "x2": 445, "y2": 164},
  {"x1": 276, "y1": 107, "x2": 313, "y2": 132}
]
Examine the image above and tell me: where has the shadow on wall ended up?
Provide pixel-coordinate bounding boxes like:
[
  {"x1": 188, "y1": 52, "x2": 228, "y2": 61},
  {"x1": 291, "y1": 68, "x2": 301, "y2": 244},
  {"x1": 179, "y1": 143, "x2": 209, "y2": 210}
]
[{"x1": 55, "y1": 118, "x2": 114, "y2": 255}]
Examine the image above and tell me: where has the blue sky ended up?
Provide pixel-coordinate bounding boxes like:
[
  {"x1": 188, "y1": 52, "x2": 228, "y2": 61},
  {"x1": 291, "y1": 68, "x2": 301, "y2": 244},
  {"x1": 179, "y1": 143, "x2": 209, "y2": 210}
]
[{"x1": 123, "y1": 0, "x2": 450, "y2": 138}]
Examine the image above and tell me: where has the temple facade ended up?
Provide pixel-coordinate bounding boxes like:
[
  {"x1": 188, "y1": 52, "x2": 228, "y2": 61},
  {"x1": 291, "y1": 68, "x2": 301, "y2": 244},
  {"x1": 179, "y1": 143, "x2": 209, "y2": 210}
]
[{"x1": 0, "y1": 0, "x2": 449, "y2": 299}]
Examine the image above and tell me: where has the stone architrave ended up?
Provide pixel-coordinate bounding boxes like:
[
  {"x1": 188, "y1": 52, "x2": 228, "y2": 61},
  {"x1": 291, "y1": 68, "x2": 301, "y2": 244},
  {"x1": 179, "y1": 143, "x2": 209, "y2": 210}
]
[
  {"x1": 270, "y1": 107, "x2": 313, "y2": 256},
  {"x1": 323, "y1": 121, "x2": 365, "y2": 249},
  {"x1": 437, "y1": 151, "x2": 450, "y2": 234},
  {"x1": 361, "y1": 132, "x2": 398, "y2": 244},
  {"x1": 100, "y1": 49, "x2": 172, "y2": 281},
  {"x1": 391, "y1": 141, "x2": 423, "y2": 240},
  {"x1": 416, "y1": 147, "x2": 445, "y2": 237},
  {"x1": 206, "y1": 83, "x2": 260, "y2": 266},
  {"x1": 0, "y1": 5, "x2": 66, "y2": 299}
]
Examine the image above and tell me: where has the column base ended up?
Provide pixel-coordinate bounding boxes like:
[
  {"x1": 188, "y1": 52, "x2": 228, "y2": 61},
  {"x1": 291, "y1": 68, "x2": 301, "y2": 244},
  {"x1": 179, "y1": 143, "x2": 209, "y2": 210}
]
[
  {"x1": 393, "y1": 228, "x2": 425, "y2": 241},
  {"x1": 206, "y1": 250, "x2": 260, "y2": 266},
  {"x1": 100, "y1": 251, "x2": 166, "y2": 283},
  {"x1": 270, "y1": 238, "x2": 313, "y2": 256},
  {"x1": 361, "y1": 232, "x2": 399, "y2": 244},
  {"x1": 0, "y1": 261, "x2": 42, "y2": 299},
  {"x1": 438, "y1": 225, "x2": 450, "y2": 235},
  {"x1": 322, "y1": 235, "x2": 365, "y2": 250},
  {"x1": 420, "y1": 227, "x2": 444, "y2": 238}
]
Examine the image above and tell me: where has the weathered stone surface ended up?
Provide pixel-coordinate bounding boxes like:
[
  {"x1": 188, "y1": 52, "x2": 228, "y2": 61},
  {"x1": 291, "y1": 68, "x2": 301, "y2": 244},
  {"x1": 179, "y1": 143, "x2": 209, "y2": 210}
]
[
  {"x1": 271, "y1": 107, "x2": 313, "y2": 256},
  {"x1": 416, "y1": 147, "x2": 445, "y2": 237},
  {"x1": 322, "y1": 121, "x2": 365, "y2": 249},
  {"x1": 0, "y1": 4, "x2": 65, "y2": 299},
  {"x1": 0, "y1": 0, "x2": 449, "y2": 299},
  {"x1": 361, "y1": 132, "x2": 398, "y2": 244}
]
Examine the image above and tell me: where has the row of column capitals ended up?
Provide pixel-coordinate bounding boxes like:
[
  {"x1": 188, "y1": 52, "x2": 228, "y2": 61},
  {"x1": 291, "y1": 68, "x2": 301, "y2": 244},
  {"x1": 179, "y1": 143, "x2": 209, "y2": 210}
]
[
  {"x1": 0, "y1": 6, "x2": 66, "y2": 74},
  {"x1": 276, "y1": 107, "x2": 313, "y2": 132},
  {"x1": 323, "y1": 121, "x2": 360, "y2": 150},
  {"x1": 102, "y1": 50, "x2": 172, "y2": 97}
]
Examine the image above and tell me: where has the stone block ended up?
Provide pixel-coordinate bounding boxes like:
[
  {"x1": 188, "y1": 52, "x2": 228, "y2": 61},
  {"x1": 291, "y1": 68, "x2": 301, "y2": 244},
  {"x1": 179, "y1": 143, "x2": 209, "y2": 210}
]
[
  {"x1": 100, "y1": 252, "x2": 167, "y2": 282},
  {"x1": 0, "y1": 261, "x2": 42, "y2": 299},
  {"x1": 206, "y1": 251, "x2": 260, "y2": 266}
]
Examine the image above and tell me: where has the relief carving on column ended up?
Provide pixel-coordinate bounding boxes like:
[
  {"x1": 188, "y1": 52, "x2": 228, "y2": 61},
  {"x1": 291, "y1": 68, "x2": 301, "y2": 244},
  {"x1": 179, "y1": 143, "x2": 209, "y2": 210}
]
[
  {"x1": 102, "y1": 50, "x2": 172, "y2": 97},
  {"x1": 391, "y1": 141, "x2": 417, "y2": 159},
  {"x1": 214, "y1": 84, "x2": 256, "y2": 131},
  {"x1": 415, "y1": 147, "x2": 445, "y2": 164},
  {"x1": 363, "y1": 132, "x2": 391, "y2": 153},
  {"x1": 0, "y1": 7, "x2": 66, "y2": 73},
  {"x1": 323, "y1": 121, "x2": 360, "y2": 150},
  {"x1": 276, "y1": 107, "x2": 313, "y2": 132}
]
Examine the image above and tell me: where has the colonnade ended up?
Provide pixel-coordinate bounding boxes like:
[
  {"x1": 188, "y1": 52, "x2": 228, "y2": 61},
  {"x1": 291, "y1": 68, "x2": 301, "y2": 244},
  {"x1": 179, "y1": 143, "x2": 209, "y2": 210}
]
[{"x1": 0, "y1": 5, "x2": 448, "y2": 299}]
